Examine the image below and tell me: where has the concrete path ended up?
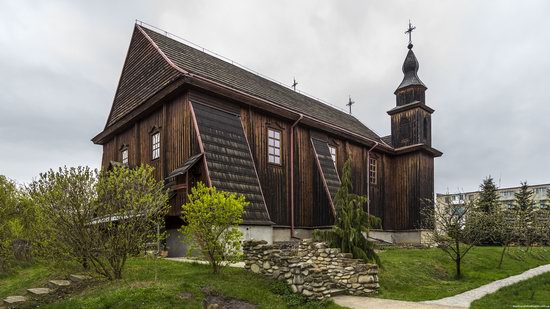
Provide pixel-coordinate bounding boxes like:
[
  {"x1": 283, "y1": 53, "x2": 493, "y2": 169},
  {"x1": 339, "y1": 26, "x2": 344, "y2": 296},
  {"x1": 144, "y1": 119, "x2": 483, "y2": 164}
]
[
  {"x1": 333, "y1": 296, "x2": 462, "y2": 309},
  {"x1": 165, "y1": 257, "x2": 245, "y2": 268},
  {"x1": 423, "y1": 263, "x2": 550, "y2": 308}
]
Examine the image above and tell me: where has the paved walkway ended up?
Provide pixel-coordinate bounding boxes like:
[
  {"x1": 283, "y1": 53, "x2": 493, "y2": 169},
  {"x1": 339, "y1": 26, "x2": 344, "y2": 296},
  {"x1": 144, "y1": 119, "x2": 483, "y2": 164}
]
[
  {"x1": 424, "y1": 264, "x2": 550, "y2": 308},
  {"x1": 335, "y1": 264, "x2": 550, "y2": 309},
  {"x1": 333, "y1": 296, "x2": 462, "y2": 309}
]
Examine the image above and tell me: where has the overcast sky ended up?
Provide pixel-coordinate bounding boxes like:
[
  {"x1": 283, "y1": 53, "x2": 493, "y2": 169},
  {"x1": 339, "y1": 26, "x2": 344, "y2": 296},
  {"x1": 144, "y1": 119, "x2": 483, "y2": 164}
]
[{"x1": 1, "y1": 0, "x2": 549, "y2": 193}]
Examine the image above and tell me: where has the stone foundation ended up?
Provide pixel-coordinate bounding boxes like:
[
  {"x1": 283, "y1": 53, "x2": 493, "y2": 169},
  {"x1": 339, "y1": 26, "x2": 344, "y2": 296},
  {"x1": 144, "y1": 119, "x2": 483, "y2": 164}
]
[{"x1": 243, "y1": 240, "x2": 379, "y2": 300}]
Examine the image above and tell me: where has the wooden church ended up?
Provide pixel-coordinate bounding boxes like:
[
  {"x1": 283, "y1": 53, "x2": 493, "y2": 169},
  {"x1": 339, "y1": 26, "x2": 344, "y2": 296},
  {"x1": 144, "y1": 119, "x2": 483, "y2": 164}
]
[{"x1": 92, "y1": 23, "x2": 442, "y2": 255}]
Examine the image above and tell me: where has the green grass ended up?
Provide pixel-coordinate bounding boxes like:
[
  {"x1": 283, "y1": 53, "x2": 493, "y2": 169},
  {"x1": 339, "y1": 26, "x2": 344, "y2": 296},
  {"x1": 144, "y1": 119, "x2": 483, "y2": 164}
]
[
  {"x1": 3, "y1": 258, "x2": 342, "y2": 309},
  {"x1": 471, "y1": 271, "x2": 550, "y2": 308},
  {"x1": 0, "y1": 262, "x2": 72, "y2": 299},
  {"x1": 376, "y1": 246, "x2": 550, "y2": 301}
]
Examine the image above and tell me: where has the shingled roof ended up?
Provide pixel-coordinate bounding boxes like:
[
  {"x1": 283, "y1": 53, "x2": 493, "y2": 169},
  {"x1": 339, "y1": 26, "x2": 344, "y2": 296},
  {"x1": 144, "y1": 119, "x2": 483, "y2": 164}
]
[{"x1": 105, "y1": 25, "x2": 383, "y2": 144}]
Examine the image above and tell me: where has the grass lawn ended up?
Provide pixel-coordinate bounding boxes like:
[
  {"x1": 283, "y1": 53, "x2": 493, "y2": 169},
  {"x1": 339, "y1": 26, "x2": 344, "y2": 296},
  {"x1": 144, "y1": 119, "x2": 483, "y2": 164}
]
[
  {"x1": 0, "y1": 262, "x2": 74, "y2": 299},
  {"x1": 471, "y1": 271, "x2": 550, "y2": 308},
  {"x1": 1, "y1": 258, "x2": 344, "y2": 309},
  {"x1": 376, "y1": 246, "x2": 550, "y2": 301}
]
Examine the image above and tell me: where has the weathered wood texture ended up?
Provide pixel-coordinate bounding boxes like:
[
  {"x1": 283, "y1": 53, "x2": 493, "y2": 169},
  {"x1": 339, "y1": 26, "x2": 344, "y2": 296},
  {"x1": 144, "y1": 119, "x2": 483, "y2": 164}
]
[
  {"x1": 241, "y1": 107, "x2": 291, "y2": 226},
  {"x1": 390, "y1": 108, "x2": 431, "y2": 148},
  {"x1": 383, "y1": 152, "x2": 434, "y2": 230},
  {"x1": 191, "y1": 101, "x2": 271, "y2": 224},
  {"x1": 311, "y1": 138, "x2": 340, "y2": 202},
  {"x1": 106, "y1": 27, "x2": 180, "y2": 127}
]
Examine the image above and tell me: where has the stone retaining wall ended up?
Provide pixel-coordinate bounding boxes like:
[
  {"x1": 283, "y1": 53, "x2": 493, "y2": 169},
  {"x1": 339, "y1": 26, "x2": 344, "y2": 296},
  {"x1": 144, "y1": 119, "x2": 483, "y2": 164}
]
[{"x1": 243, "y1": 240, "x2": 379, "y2": 300}]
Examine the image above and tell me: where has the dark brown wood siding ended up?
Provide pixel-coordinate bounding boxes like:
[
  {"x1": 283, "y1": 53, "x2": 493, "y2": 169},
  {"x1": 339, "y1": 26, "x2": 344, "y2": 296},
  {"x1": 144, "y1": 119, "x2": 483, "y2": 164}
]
[
  {"x1": 100, "y1": 87, "x2": 434, "y2": 231},
  {"x1": 106, "y1": 27, "x2": 180, "y2": 127},
  {"x1": 384, "y1": 152, "x2": 434, "y2": 230}
]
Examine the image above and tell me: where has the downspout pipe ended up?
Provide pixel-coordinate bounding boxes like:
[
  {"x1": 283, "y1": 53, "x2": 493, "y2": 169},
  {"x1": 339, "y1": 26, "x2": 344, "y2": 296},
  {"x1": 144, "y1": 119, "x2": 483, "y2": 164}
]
[
  {"x1": 366, "y1": 141, "x2": 379, "y2": 238},
  {"x1": 290, "y1": 114, "x2": 304, "y2": 240}
]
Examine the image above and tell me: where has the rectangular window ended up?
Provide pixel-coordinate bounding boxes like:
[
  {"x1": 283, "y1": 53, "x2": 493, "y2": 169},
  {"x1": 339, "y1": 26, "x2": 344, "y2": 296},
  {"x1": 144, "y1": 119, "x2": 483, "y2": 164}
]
[
  {"x1": 121, "y1": 149, "x2": 129, "y2": 165},
  {"x1": 267, "y1": 128, "x2": 281, "y2": 165},
  {"x1": 152, "y1": 132, "x2": 161, "y2": 160},
  {"x1": 329, "y1": 145, "x2": 337, "y2": 164},
  {"x1": 534, "y1": 187, "x2": 547, "y2": 195},
  {"x1": 501, "y1": 191, "x2": 513, "y2": 198},
  {"x1": 369, "y1": 158, "x2": 377, "y2": 184}
]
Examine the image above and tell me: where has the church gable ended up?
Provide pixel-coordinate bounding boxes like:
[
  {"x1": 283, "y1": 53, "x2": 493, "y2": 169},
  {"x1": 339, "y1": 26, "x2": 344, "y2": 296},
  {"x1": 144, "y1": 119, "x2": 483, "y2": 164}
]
[{"x1": 105, "y1": 26, "x2": 181, "y2": 128}]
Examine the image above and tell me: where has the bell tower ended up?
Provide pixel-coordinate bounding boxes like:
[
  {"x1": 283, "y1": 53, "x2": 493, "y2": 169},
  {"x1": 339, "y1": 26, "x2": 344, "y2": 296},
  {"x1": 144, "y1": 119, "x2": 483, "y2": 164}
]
[{"x1": 388, "y1": 22, "x2": 434, "y2": 148}]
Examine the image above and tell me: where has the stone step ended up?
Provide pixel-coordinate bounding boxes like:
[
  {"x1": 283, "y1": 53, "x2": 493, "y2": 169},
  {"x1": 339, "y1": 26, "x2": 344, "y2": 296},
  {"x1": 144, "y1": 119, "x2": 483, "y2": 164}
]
[
  {"x1": 2, "y1": 295, "x2": 27, "y2": 305},
  {"x1": 69, "y1": 274, "x2": 92, "y2": 282},
  {"x1": 48, "y1": 279, "x2": 71, "y2": 289},
  {"x1": 27, "y1": 287, "x2": 53, "y2": 296},
  {"x1": 329, "y1": 289, "x2": 347, "y2": 296}
]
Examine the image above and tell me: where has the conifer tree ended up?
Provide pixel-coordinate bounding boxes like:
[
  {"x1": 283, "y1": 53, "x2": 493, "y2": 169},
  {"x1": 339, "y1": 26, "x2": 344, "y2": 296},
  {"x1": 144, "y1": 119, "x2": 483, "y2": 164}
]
[
  {"x1": 477, "y1": 176, "x2": 499, "y2": 213},
  {"x1": 314, "y1": 158, "x2": 381, "y2": 265},
  {"x1": 513, "y1": 182, "x2": 535, "y2": 248},
  {"x1": 476, "y1": 176, "x2": 501, "y2": 245},
  {"x1": 515, "y1": 182, "x2": 535, "y2": 211}
]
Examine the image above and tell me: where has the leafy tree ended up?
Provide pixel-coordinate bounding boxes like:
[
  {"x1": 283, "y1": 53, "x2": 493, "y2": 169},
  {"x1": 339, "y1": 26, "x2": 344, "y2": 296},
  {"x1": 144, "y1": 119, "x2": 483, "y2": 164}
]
[
  {"x1": 314, "y1": 158, "x2": 381, "y2": 265},
  {"x1": 180, "y1": 182, "x2": 248, "y2": 274},
  {"x1": 0, "y1": 176, "x2": 19, "y2": 272},
  {"x1": 93, "y1": 165, "x2": 169, "y2": 279},
  {"x1": 0, "y1": 176, "x2": 45, "y2": 273},
  {"x1": 494, "y1": 208, "x2": 515, "y2": 268},
  {"x1": 29, "y1": 165, "x2": 168, "y2": 280},
  {"x1": 28, "y1": 166, "x2": 99, "y2": 270},
  {"x1": 478, "y1": 176, "x2": 499, "y2": 213},
  {"x1": 422, "y1": 196, "x2": 484, "y2": 278}
]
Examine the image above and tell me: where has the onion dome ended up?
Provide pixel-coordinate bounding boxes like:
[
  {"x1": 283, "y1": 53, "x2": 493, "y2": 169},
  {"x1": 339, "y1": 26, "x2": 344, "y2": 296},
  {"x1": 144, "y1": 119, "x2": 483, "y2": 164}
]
[{"x1": 395, "y1": 46, "x2": 426, "y2": 93}]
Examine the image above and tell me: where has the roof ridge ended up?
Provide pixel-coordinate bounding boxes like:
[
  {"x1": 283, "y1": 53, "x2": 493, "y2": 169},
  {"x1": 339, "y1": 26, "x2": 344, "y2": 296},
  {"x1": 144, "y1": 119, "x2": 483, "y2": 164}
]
[
  {"x1": 137, "y1": 23, "x2": 385, "y2": 144},
  {"x1": 136, "y1": 25, "x2": 188, "y2": 75},
  {"x1": 137, "y1": 22, "x2": 358, "y2": 116}
]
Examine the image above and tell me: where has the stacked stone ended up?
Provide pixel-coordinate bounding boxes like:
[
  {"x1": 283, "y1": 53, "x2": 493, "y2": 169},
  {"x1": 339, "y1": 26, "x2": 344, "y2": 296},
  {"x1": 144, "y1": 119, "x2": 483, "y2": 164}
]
[{"x1": 243, "y1": 239, "x2": 379, "y2": 300}]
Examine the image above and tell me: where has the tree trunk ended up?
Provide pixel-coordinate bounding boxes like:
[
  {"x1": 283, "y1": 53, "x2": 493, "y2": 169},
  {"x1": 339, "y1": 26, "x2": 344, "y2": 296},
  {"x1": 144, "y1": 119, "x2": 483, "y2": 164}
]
[
  {"x1": 455, "y1": 256, "x2": 461, "y2": 279},
  {"x1": 498, "y1": 245, "x2": 507, "y2": 269}
]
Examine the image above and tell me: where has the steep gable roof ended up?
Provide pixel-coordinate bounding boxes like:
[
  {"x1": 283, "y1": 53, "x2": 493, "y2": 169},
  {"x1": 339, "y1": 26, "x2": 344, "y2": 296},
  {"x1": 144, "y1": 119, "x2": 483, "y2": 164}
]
[
  {"x1": 105, "y1": 27, "x2": 181, "y2": 127},
  {"x1": 105, "y1": 24, "x2": 383, "y2": 144}
]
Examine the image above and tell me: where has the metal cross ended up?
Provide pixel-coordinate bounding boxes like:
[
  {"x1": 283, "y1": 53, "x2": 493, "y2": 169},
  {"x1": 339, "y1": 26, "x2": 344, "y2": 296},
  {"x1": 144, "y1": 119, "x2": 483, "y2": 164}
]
[
  {"x1": 405, "y1": 20, "x2": 416, "y2": 48},
  {"x1": 292, "y1": 78, "x2": 298, "y2": 91},
  {"x1": 347, "y1": 95, "x2": 355, "y2": 114}
]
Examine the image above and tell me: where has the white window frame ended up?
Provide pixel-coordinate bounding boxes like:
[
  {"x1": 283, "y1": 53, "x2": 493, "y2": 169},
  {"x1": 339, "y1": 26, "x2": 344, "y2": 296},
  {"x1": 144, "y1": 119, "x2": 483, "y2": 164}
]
[
  {"x1": 369, "y1": 158, "x2": 377, "y2": 185},
  {"x1": 267, "y1": 128, "x2": 282, "y2": 165},
  {"x1": 121, "y1": 148, "x2": 129, "y2": 165},
  {"x1": 152, "y1": 132, "x2": 161, "y2": 160},
  {"x1": 328, "y1": 145, "x2": 337, "y2": 165}
]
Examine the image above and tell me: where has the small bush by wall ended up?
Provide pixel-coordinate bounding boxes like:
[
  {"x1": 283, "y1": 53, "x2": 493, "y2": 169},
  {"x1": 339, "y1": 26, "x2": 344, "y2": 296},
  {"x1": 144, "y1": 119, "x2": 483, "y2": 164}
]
[{"x1": 243, "y1": 239, "x2": 379, "y2": 300}]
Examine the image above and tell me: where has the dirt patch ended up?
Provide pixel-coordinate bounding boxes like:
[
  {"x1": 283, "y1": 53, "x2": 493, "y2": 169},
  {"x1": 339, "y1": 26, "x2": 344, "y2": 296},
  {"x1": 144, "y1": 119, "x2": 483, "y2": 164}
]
[{"x1": 203, "y1": 295, "x2": 258, "y2": 309}]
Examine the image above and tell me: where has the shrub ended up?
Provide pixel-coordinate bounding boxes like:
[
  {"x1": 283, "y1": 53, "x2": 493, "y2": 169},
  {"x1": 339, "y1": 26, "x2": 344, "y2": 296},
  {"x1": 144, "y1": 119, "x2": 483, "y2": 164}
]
[
  {"x1": 179, "y1": 182, "x2": 247, "y2": 274},
  {"x1": 0, "y1": 176, "x2": 44, "y2": 273},
  {"x1": 29, "y1": 165, "x2": 169, "y2": 280},
  {"x1": 92, "y1": 165, "x2": 169, "y2": 279},
  {"x1": 314, "y1": 158, "x2": 381, "y2": 265},
  {"x1": 0, "y1": 175, "x2": 19, "y2": 273}
]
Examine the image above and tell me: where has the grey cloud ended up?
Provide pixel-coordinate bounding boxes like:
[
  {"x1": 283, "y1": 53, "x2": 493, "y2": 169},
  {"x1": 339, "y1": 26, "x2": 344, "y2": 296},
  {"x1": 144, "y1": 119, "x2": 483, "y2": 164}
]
[{"x1": 0, "y1": 0, "x2": 548, "y2": 193}]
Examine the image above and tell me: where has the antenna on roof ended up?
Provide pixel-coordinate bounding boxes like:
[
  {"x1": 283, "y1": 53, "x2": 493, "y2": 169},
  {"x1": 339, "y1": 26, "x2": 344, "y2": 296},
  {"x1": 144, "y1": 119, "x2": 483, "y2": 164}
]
[
  {"x1": 292, "y1": 78, "x2": 298, "y2": 91},
  {"x1": 347, "y1": 95, "x2": 355, "y2": 114}
]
